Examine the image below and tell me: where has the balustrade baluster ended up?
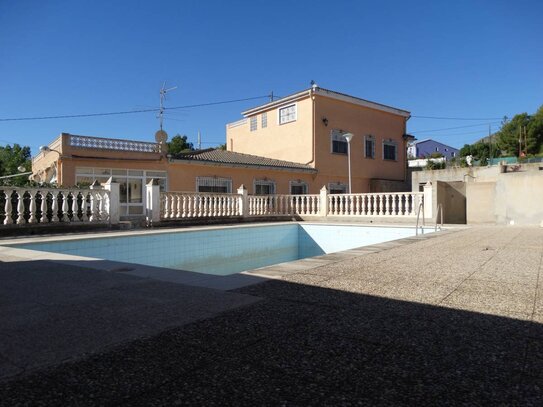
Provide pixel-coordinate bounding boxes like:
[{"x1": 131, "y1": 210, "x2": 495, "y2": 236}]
[
  {"x1": 59, "y1": 191, "x2": 67, "y2": 222},
  {"x1": 39, "y1": 191, "x2": 48, "y2": 222},
  {"x1": 4, "y1": 190, "x2": 13, "y2": 225},
  {"x1": 86, "y1": 192, "x2": 94, "y2": 222},
  {"x1": 28, "y1": 190, "x2": 37, "y2": 223},
  {"x1": 51, "y1": 191, "x2": 60, "y2": 222},
  {"x1": 173, "y1": 195, "x2": 179, "y2": 218}
]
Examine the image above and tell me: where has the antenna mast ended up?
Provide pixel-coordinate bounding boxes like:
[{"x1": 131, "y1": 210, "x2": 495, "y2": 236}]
[{"x1": 158, "y1": 81, "x2": 178, "y2": 131}]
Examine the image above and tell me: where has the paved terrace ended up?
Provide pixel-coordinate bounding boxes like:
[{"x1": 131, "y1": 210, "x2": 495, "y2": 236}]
[{"x1": 1, "y1": 226, "x2": 543, "y2": 405}]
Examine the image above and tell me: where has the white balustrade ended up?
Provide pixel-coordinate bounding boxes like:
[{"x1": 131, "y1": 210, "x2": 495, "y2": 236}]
[
  {"x1": 247, "y1": 194, "x2": 321, "y2": 217},
  {"x1": 160, "y1": 192, "x2": 241, "y2": 219},
  {"x1": 0, "y1": 187, "x2": 111, "y2": 226},
  {"x1": 327, "y1": 192, "x2": 423, "y2": 217}
]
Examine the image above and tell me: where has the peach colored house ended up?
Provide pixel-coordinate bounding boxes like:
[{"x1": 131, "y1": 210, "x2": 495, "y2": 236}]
[
  {"x1": 227, "y1": 85, "x2": 412, "y2": 193},
  {"x1": 33, "y1": 86, "x2": 412, "y2": 218}
]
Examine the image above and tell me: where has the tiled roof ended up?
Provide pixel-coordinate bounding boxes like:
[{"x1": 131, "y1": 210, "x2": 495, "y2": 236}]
[{"x1": 172, "y1": 149, "x2": 317, "y2": 172}]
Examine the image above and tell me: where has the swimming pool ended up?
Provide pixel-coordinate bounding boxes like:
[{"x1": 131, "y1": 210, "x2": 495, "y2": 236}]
[{"x1": 13, "y1": 223, "x2": 431, "y2": 276}]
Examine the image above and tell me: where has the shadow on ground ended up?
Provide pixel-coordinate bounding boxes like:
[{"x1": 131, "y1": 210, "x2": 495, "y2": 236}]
[{"x1": 1, "y1": 266, "x2": 542, "y2": 406}]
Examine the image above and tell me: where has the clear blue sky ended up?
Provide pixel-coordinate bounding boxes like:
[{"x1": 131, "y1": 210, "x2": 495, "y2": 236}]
[{"x1": 1, "y1": 0, "x2": 542, "y2": 155}]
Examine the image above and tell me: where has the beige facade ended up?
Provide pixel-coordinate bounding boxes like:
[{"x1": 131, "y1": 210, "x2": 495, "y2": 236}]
[{"x1": 227, "y1": 86, "x2": 411, "y2": 193}]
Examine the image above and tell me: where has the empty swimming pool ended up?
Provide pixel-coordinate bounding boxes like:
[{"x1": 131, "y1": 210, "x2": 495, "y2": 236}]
[{"x1": 12, "y1": 223, "x2": 432, "y2": 276}]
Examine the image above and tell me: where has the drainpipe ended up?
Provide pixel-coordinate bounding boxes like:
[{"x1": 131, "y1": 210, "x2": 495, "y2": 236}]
[
  {"x1": 404, "y1": 115, "x2": 411, "y2": 184},
  {"x1": 305, "y1": 87, "x2": 316, "y2": 167}
]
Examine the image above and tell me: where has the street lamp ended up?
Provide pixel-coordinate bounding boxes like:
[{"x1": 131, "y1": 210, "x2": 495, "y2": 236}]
[
  {"x1": 344, "y1": 132, "x2": 354, "y2": 194},
  {"x1": 39, "y1": 145, "x2": 62, "y2": 184}
]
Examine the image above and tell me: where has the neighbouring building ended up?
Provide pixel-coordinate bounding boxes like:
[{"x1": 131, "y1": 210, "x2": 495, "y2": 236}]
[
  {"x1": 407, "y1": 139, "x2": 459, "y2": 160},
  {"x1": 32, "y1": 85, "x2": 414, "y2": 218}
]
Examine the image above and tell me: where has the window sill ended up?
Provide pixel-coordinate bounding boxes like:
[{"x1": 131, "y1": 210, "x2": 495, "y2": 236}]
[{"x1": 279, "y1": 119, "x2": 296, "y2": 125}]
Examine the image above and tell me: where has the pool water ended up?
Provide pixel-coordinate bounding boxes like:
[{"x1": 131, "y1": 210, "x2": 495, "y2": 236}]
[{"x1": 15, "y1": 224, "x2": 431, "y2": 276}]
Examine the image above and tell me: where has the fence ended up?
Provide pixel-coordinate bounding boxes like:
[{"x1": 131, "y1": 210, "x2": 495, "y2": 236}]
[
  {"x1": 0, "y1": 182, "x2": 432, "y2": 228},
  {"x1": 161, "y1": 192, "x2": 241, "y2": 219},
  {"x1": 152, "y1": 185, "x2": 427, "y2": 222},
  {"x1": 327, "y1": 193, "x2": 422, "y2": 217},
  {"x1": 0, "y1": 187, "x2": 111, "y2": 226}
]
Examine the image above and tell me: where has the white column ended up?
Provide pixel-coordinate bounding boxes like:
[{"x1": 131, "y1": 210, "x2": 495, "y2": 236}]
[
  {"x1": 319, "y1": 186, "x2": 328, "y2": 217},
  {"x1": 237, "y1": 184, "x2": 248, "y2": 217},
  {"x1": 423, "y1": 181, "x2": 433, "y2": 219},
  {"x1": 145, "y1": 179, "x2": 161, "y2": 225},
  {"x1": 103, "y1": 178, "x2": 120, "y2": 224}
]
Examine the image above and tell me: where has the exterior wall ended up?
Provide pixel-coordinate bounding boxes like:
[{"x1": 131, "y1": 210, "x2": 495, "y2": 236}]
[
  {"x1": 466, "y1": 182, "x2": 497, "y2": 224},
  {"x1": 435, "y1": 181, "x2": 466, "y2": 224},
  {"x1": 167, "y1": 162, "x2": 316, "y2": 194},
  {"x1": 314, "y1": 95, "x2": 408, "y2": 193},
  {"x1": 409, "y1": 140, "x2": 459, "y2": 160},
  {"x1": 226, "y1": 95, "x2": 314, "y2": 164},
  {"x1": 415, "y1": 164, "x2": 543, "y2": 225}
]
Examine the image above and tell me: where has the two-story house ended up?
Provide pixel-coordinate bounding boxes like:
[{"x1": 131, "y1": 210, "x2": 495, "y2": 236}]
[{"x1": 226, "y1": 85, "x2": 412, "y2": 193}]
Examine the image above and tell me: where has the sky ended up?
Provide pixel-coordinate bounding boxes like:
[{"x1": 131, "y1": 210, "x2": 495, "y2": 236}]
[{"x1": 1, "y1": 0, "x2": 542, "y2": 156}]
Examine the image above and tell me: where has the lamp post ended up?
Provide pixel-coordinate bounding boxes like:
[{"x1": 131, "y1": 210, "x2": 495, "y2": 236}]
[
  {"x1": 39, "y1": 145, "x2": 62, "y2": 183},
  {"x1": 344, "y1": 133, "x2": 354, "y2": 194}
]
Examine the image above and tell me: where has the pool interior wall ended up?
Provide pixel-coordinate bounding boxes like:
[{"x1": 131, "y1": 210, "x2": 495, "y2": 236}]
[{"x1": 14, "y1": 224, "x2": 429, "y2": 276}]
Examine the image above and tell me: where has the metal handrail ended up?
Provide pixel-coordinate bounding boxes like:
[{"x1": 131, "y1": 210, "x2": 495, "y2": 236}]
[
  {"x1": 415, "y1": 201, "x2": 425, "y2": 235},
  {"x1": 435, "y1": 203, "x2": 444, "y2": 232}
]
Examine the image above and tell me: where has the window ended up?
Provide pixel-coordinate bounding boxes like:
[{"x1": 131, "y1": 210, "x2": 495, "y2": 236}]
[
  {"x1": 328, "y1": 183, "x2": 347, "y2": 194},
  {"x1": 289, "y1": 181, "x2": 308, "y2": 195},
  {"x1": 383, "y1": 140, "x2": 397, "y2": 161},
  {"x1": 364, "y1": 135, "x2": 375, "y2": 159},
  {"x1": 331, "y1": 129, "x2": 348, "y2": 154},
  {"x1": 451, "y1": 152, "x2": 456, "y2": 158},
  {"x1": 250, "y1": 116, "x2": 257, "y2": 132},
  {"x1": 279, "y1": 104, "x2": 296, "y2": 125},
  {"x1": 254, "y1": 179, "x2": 275, "y2": 195},
  {"x1": 196, "y1": 177, "x2": 232, "y2": 193},
  {"x1": 261, "y1": 112, "x2": 267, "y2": 128},
  {"x1": 435, "y1": 147, "x2": 439, "y2": 152}
]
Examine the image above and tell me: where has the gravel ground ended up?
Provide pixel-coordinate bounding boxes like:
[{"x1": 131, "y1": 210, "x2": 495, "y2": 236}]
[{"x1": 1, "y1": 225, "x2": 543, "y2": 405}]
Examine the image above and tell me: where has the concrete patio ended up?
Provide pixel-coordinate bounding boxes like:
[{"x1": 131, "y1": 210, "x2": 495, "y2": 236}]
[{"x1": 1, "y1": 225, "x2": 542, "y2": 405}]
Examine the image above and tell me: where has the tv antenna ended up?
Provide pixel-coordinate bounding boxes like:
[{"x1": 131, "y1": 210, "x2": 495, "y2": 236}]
[{"x1": 158, "y1": 81, "x2": 177, "y2": 131}]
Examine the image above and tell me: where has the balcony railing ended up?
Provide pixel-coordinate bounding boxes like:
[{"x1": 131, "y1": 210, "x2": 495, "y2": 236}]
[{"x1": 69, "y1": 135, "x2": 159, "y2": 153}]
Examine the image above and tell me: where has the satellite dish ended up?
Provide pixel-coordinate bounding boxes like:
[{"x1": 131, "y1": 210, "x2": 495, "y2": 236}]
[{"x1": 155, "y1": 130, "x2": 168, "y2": 143}]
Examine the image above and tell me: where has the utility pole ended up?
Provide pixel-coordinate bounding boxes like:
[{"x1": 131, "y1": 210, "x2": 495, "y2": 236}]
[
  {"x1": 197, "y1": 130, "x2": 201, "y2": 150},
  {"x1": 269, "y1": 91, "x2": 274, "y2": 102},
  {"x1": 488, "y1": 124, "x2": 492, "y2": 165}
]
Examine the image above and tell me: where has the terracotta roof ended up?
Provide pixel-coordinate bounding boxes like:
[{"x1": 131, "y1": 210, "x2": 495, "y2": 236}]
[{"x1": 171, "y1": 149, "x2": 317, "y2": 173}]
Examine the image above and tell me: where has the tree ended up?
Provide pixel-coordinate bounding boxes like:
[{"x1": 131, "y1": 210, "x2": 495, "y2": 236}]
[
  {"x1": 0, "y1": 144, "x2": 31, "y2": 176},
  {"x1": 0, "y1": 144, "x2": 31, "y2": 185},
  {"x1": 496, "y1": 113, "x2": 535, "y2": 156},
  {"x1": 167, "y1": 134, "x2": 194, "y2": 155},
  {"x1": 458, "y1": 142, "x2": 491, "y2": 165},
  {"x1": 528, "y1": 105, "x2": 543, "y2": 154},
  {"x1": 217, "y1": 143, "x2": 227, "y2": 150}
]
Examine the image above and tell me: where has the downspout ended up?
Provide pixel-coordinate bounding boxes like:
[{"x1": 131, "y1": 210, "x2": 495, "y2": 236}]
[
  {"x1": 404, "y1": 115, "x2": 411, "y2": 184},
  {"x1": 305, "y1": 87, "x2": 316, "y2": 166}
]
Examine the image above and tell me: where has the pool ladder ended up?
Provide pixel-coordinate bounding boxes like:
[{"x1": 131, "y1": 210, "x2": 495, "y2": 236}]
[
  {"x1": 435, "y1": 203, "x2": 443, "y2": 232},
  {"x1": 415, "y1": 201, "x2": 424, "y2": 235},
  {"x1": 416, "y1": 202, "x2": 444, "y2": 235}
]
